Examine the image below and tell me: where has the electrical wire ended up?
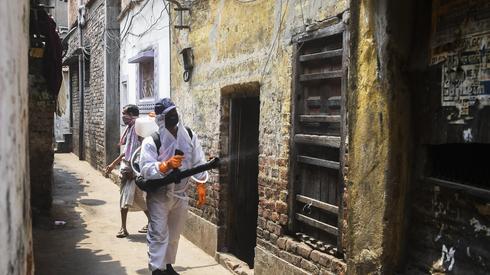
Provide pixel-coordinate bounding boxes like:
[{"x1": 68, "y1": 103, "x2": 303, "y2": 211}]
[
  {"x1": 260, "y1": 0, "x2": 290, "y2": 81},
  {"x1": 121, "y1": 0, "x2": 152, "y2": 42},
  {"x1": 154, "y1": 0, "x2": 173, "y2": 31},
  {"x1": 77, "y1": 0, "x2": 119, "y2": 57},
  {"x1": 85, "y1": 1, "x2": 105, "y2": 24},
  {"x1": 122, "y1": 0, "x2": 177, "y2": 49},
  {"x1": 126, "y1": 1, "x2": 167, "y2": 38},
  {"x1": 299, "y1": 0, "x2": 305, "y2": 26},
  {"x1": 121, "y1": 0, "x2": 176, "y2": 43},
  {"x1": 119, "y1": 2, "x2": 132, "y2": 37}
]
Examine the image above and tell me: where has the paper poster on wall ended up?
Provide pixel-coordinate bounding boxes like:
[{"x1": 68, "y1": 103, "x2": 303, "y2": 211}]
[
  {"x1": 431, "y1": 0, "x2": 490, "y2": 116},
  {"x1": 441, "y1": 37, "x2": 490, "y2": 107}
]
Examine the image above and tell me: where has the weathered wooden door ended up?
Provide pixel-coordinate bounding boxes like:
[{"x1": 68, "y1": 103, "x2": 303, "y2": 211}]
[{"x1": 228, "y1": 96, "x2": 260, "y2": 267}]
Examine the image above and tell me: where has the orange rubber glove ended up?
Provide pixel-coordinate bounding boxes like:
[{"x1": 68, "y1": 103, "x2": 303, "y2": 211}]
[
  {"x1": 196, "y1": 182, "x2": 206, "y2": 207},
  {"x1": 159, "y1": 155, "x2": 184, "y2": 173}
]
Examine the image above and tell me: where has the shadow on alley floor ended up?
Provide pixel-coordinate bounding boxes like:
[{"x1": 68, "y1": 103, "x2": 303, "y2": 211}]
[{"x1": 33, "y1": 153, "x2": 230, "y2": 275}]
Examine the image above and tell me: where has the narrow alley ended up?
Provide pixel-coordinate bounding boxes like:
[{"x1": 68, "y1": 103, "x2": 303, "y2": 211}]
[
  {"x1": 33, "y1": 153, "x2": 230, "y2": 275},
  {"x1": 2, "y1": 0, "x2": 490, "y2": 274}
]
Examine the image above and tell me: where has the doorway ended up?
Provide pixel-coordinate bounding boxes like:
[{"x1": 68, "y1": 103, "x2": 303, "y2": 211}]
[{"x1": 227, "y1": 95, "x2": 260, "y2": 268}]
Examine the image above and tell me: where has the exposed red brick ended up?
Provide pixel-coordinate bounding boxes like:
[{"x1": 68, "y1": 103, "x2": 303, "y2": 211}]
[
  {"x1": 279, "y1": 214, "x2": 288, "y2": 225},
  {"x1": 285, "y1": 239, "x2": 298, "y2": 253},
  {"x1": 277, "y1": 237, "x2": 287, "y2": 249},
  {"x1": 301, "y1": 258, "x2": 320, "y2": 274},
  {"x1": 297, "y1": 243, "x2": 313, "y2": 259},
  {"x1": 275, "y1": 201, "x2": 288, "y2": 214}
]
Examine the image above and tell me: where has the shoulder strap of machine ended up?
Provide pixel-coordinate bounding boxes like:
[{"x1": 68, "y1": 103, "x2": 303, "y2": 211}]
[
  {"x1": 151, "y1": 127, "x2": 193, "y2": 152},
  {"x1": 151, "y1": 132, "x2": 161, "y2": 152},
  {"x1": 185, "y1": 126, "x2": 193, "y2": 140}
]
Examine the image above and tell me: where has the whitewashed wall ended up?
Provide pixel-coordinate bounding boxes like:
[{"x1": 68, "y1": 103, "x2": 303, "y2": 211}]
[
  {"x1": 0, "y1": 0, "x2": 33, "y2": 274},
  {"x1": 119, "y1": 0, "x2": 171, "y2": 109}
]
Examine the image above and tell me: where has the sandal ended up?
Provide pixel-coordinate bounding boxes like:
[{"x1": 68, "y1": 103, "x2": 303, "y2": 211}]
[
  {"x1": 116, "y1": 228, "x2": 129, "y2": 238},
  {"x1": 138, "y1": 224, "x2": 148, "y2": 233}
]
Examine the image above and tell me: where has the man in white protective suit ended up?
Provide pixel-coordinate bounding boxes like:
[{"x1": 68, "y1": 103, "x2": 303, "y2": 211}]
[{"x1": 139, "y1": 98, "x2": 209, "y2": 275}]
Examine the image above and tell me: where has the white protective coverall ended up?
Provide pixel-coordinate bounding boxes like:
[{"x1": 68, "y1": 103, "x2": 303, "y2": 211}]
[{"x1": 139, "y1": 119, "x2": 208, "y2": 271}]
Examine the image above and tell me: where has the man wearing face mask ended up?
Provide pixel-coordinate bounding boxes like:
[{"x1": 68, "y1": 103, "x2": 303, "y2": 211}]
[
  {"x1": 139, "y1": 98, "x2": 208, "y2": 275},
  {"x1": 104, "y1": 104, "x2": 149, "y2": 238}
]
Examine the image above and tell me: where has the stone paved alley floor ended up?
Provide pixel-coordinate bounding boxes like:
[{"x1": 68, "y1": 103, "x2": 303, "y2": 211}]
[{"x1": 33, "y1": 153, "x2": 231, "y2": 275}]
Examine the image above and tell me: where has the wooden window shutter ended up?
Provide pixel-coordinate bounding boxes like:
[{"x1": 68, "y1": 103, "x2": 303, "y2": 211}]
[{"x1": 289, "y1": 13, "x2": 349, "y2": 256}]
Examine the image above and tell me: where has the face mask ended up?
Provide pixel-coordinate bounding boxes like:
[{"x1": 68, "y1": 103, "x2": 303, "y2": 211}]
[
  {"x1": 165, "y1": 112, "x2": 179, "y2": 128},
  {"x1": 155, "y1": 114, "x2": 166, "y2": 128},
  {"x1": 122, "y1": 114, "x2": 132, "y2": 125}
]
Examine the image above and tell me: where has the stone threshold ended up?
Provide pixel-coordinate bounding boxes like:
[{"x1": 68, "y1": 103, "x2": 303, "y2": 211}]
[{"x1": 215, "y1": 252, "x2": 254, "y2": 275}]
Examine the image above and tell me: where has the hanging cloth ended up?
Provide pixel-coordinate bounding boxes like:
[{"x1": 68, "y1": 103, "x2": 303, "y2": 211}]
[
  {"x1": 30, "y1": 9, "x2": 63, "y2": 97},
  {"x1": 56, "y1": 73, "x2": 67, "y2": 116}
]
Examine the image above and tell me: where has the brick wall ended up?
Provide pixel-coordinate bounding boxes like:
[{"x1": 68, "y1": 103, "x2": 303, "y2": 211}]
[
  {"x1": 69, "y1": 64, "x2": 80, "y2": 156},
  {"x1": 66, "y1": 0, "x2": 108, "y2": 170},
  {"x1": 29, "y1": 59, "x2": 55, "y2": 214},
  {"x1": 82, "y1": 0, "x2": 106, "y2": 169}
]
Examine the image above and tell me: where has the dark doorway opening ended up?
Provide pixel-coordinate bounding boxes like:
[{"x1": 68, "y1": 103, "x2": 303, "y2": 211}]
[
  {"x1": 227, "y1": 95, "x2": 260, "y2": 268},
  {"x1": 428, "y1": 143, "x2": 490, "y2": 190}
]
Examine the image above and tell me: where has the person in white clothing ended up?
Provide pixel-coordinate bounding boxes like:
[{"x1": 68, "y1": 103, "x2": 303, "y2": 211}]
[
  {"x1": 139, "y1": 98, "x2": 208, "y2": 275},
  {"x1": 104, "y1": 104, "x2": 149, "y2": 238}
]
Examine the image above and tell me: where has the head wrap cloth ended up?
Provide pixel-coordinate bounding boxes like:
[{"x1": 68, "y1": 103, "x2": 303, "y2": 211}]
[{"x1": 155, "y1": 98, "x2": 176, "y2": 115}]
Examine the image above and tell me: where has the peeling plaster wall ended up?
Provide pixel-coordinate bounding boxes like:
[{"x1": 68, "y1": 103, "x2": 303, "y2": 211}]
[
  {"x1": 171, "y1": 0, "x2": 348, "y2": 274},
  {"x1": 349, "y1": 0, "x2": 490, "y2": 274},
  {"x1": 347, "y1": 0, "x2": 413, "y2": 274},
  {"x1": 0, "y1": 0, "x2": 33, "y2": 274},
  {"x1": 346, "y1": 2, "x2": 387, "y2": 272}
]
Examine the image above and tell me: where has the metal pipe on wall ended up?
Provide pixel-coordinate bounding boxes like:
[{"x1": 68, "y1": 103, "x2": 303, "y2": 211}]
[{"x1": 77, "y1": 0, "x2": 85, "y2": 160}]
